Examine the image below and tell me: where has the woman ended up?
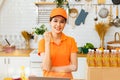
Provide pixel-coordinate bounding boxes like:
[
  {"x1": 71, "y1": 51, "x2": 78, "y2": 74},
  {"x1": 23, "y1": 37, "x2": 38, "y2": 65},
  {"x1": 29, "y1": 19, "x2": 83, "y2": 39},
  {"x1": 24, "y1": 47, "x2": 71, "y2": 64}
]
[{"x1": 38, "y1": 8, "x2": 78, "y2": 79}]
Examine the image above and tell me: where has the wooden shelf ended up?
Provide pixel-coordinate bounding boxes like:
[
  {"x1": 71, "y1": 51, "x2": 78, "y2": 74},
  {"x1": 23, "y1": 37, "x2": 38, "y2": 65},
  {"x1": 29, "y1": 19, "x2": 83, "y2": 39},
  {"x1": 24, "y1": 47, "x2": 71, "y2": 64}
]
[
  {"x1": 35, "y1": 2, "x2": 55, "y2": 5},
  {"x1": 35, "y1": 2, "x2": 114, "y2": 6},
  {"x1": 34, "y1": 2, "x2": 68, "y2": 5}
]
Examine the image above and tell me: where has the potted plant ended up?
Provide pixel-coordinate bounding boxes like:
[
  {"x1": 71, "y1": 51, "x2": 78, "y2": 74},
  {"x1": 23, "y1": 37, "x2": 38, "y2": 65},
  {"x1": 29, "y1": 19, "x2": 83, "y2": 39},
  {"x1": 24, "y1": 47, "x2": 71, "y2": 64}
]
[
  {"x1": 95, "y1": 22, "x2": 110, "y2": 48},
  {"x1": 33, "y1": 24, "x2": 47, "y2": 42},
  {"x1": 33, "y1": 24, "x2": 47, "y2": 35},
  {"x1": 78, "y1": 43, "x2": 95, "y2": 54},
  {"x1": 54, "y1": 0, "x2": 69, "y2": 8},
  {"x1": 21, "y1": 30, "x2": 33, "y2": 49}
]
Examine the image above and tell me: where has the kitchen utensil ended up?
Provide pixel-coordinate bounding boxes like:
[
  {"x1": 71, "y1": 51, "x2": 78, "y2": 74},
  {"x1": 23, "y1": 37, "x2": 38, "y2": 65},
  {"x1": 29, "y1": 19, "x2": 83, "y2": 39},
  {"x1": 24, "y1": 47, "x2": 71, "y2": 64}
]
[
  {"x1": 98, "y1": 0, "x2": 106, "y2": 4},
  {"x1": 94, "y1": 5, "x2": 98, "y2": 21},
  {"x1": 107, "y1": 32, "x2": 120, "y2": 50},
  {"x1": 112, "y1": 0, "x2": 120, "y2": 5},
  {"x1": 98, "y1": 7, "x2": 109, "y2": 18},
  {"x1": 108, "y1": 5, "x2": 113, "y2": 26},
  {"x1": 113, "y1": 6, "x2": 120, "y2": 27},
  {"x1": 75, "y1": 9, "x2": 88, "y2": 26},
  {"x1": 69, "y1": 8, "x2": 78, "y2": 18},
  {"x1": 69, "y1": 7, "x2": 78, "y2": 28},
  {"x1": 5, "y1": 38, "x2": 10, "y2": 46},
  {"x1": 3, "y1": 45, "x2": 15, "y2": 53}
]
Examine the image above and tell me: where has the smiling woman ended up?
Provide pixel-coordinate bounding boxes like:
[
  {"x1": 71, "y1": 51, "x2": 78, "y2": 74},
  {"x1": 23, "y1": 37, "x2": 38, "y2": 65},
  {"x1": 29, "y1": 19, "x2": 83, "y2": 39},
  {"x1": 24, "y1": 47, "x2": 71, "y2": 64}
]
[{"x1": 38, "y1": 8, "x2": 78, "y2": 79}]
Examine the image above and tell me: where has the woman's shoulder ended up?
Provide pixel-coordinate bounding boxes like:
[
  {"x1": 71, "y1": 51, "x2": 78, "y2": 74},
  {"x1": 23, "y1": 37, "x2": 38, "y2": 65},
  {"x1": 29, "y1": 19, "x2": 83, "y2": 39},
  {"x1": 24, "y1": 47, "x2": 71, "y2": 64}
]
[{"x1": 65, "y1": 35, "x2": 75, "y2": 41}]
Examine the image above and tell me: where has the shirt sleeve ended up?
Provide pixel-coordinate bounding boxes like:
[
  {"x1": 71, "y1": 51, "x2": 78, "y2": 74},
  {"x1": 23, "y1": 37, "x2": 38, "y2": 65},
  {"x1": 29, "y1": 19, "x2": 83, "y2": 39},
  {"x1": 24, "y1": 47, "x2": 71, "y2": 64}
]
[
  {"x1": 38, "y1": 39, "x2": 45, "y2": 54},
  {"x1": 71, "y1": 38, "x2": 78, "y2": 53}
]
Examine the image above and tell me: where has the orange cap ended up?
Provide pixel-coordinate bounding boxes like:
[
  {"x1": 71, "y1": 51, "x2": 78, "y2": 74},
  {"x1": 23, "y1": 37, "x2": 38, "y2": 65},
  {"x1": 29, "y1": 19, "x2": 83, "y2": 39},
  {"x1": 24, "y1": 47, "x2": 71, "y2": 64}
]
[{"x1": 50, "y1": 8, "x2": 67, "y2": 19}]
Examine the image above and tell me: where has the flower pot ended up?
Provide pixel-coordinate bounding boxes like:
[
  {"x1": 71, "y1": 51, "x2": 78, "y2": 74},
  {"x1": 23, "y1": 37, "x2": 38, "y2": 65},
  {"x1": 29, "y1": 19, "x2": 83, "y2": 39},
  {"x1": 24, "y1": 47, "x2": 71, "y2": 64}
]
[
  {"x1": 25, "y1": 40, "x2": 30, "y2": 49},
  {"x1": 100, "y1": 38, "x2": 104, "y2": 48},
  {"x1": 34, "y1": 35, "x2": 43, "y2": 43}
]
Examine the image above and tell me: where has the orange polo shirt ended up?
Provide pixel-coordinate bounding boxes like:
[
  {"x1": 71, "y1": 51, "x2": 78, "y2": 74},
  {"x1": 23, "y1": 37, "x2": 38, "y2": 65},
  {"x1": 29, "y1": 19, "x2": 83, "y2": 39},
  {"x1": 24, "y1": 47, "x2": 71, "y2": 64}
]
[{"x1": 38, "y1": 33, "x2": 78, "y2": 78}]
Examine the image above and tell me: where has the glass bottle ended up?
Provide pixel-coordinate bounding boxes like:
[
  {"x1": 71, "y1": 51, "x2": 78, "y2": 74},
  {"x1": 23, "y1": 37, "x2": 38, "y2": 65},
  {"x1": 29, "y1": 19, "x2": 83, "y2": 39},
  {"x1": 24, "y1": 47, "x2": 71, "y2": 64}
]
[
  {"x1": 20, "y1": 66, "x2": 26, "y2": 80},
  {"x1": 95, "y1": 49, "x2": 102, "y2": 67},
  {"x1": 102, "y1": 50, "x2": 110, "y2": 67},
  {"x1": 110, "y1": 50, "x2": 117, "y2": 67},
  {"x1": 117, "y1": 50, "x2": 120, "y2": 67},
  {"x1": 87, "y1": 49, "x2": 95, "y2": 67}
]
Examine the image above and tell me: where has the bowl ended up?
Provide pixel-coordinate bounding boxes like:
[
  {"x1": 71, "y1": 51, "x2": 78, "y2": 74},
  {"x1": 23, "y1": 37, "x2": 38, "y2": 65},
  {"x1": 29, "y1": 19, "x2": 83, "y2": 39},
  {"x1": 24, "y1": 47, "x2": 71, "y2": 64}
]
[
  {"x1": 3, "y1": 46, "x2": 16, "y2": 53},
  {"x1": 0, "y1": 45, "x2": 4, "y2": 51}
]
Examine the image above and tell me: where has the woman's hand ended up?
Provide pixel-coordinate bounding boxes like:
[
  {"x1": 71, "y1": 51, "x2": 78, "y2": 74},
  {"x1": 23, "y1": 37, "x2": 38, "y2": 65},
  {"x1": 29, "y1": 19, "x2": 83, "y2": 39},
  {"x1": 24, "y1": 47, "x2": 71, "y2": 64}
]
[{"x1": 43, "y1": 31, "x2": 51, "y2": 43}]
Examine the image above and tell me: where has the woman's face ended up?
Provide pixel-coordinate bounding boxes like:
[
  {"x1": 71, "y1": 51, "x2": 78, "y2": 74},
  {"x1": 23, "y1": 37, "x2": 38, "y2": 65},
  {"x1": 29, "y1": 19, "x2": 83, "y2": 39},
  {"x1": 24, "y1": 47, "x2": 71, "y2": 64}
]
[{"x1": 50, "y1": 16, "x2": 66, "y2": 34}]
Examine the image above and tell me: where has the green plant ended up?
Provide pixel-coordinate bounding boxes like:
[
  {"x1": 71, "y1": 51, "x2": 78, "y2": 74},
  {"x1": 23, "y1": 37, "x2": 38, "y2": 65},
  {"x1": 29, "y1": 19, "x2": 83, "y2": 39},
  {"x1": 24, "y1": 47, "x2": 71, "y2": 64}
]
[
  {"x1": 54, "y1": 0, "x2": 68, "y2": 8},
  {"x1": 33, "y1": 24, "x2": 47, "y2": 35},
  {"x1": 84, "y1": 43, "x2": 94, "y2": 49},
  {"x1": 78, "y1": 43, "x2": 95, "y2": 54}
]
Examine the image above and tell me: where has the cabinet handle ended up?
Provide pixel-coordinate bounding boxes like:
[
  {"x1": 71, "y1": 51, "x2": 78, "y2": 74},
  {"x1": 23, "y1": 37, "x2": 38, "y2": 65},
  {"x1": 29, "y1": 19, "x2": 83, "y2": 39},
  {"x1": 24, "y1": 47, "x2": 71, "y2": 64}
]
[{"x1": 4, "y1": 58, "x2": 6, "y2": 64}]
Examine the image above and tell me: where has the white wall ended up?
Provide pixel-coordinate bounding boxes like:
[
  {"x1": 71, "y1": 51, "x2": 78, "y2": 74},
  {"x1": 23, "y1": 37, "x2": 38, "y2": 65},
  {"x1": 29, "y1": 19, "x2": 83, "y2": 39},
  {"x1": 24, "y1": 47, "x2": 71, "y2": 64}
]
[
  {"x1": 0, "y1": 0, "x2": 120, "y2": 49},
  {"x1": 0, "y1": 0, "x2": 37, "y2": 34}
]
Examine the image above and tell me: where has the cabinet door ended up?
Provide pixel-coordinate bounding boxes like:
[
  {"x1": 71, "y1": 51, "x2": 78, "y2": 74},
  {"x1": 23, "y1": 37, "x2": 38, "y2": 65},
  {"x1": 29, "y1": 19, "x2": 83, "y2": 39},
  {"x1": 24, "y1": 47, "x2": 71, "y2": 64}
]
[
  {"x1": 30, "y1": 62, "x2": 43, "y2": 76},
  {"x1": 0, "y1": 57, "x2": 7, "y2": 80},
  {"x1": 72, "y1": 57, "x2": 87, "y2": 79},
  {"x1": 8, "y1": 57, "x2": 30, "y2": 77}
]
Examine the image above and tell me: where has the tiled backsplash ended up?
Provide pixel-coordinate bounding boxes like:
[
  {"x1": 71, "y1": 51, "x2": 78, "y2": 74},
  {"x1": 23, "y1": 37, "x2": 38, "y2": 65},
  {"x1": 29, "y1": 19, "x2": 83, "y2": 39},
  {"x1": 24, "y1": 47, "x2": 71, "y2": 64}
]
[
  {"x1": 0, "y1": 34, "x2": 43, "y2": 49},
  {"x1": 0, "y1": 34, "x2": 26, "y2": 49}
]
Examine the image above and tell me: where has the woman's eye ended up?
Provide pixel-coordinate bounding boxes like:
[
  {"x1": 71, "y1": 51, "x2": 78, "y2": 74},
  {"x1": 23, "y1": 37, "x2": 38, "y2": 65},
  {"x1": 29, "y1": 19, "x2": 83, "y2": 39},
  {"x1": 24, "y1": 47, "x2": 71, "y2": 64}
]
[
  {"x1": 53, "y1": 20, "x2": 57, "y2": 22},
  {"x1": 54, "y1": 20, "x2": 57, "y2": 22},
  {"x1": 52, "y1": 19, "x2": 65, "y2": 23},
  {"x1": 60, "y1": 21, "x2": 65, "y2": 23}
]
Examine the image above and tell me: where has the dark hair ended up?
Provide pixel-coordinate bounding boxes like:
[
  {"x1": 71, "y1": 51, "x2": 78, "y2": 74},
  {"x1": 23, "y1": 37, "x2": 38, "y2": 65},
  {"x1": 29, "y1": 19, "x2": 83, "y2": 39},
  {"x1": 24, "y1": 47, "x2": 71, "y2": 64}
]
[{"x1": 50, "y1": 15, "x2": 67, "y2": 22}]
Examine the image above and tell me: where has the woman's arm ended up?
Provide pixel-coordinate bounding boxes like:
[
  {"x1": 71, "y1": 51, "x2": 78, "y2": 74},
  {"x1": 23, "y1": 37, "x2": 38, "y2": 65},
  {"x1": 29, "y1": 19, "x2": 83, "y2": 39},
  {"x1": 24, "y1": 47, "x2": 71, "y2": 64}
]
[
  {"x1": 51, "y1": 53, "x2": 78, "y2": 72},
  {"x1": 41, "y1": 32, "x2": 51, "y2": 71}
]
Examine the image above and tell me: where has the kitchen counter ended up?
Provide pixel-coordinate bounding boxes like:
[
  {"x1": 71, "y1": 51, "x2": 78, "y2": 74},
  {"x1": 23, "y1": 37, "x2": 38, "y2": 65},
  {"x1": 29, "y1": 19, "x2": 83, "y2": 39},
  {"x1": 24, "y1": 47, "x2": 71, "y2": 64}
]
[
  {"x1": 3, "y1": 77, "x2": 85, "y2": 80},
  {"x1": 77, "y1": 53, "x2": 87, "y2": 57},
  {"x1": 0, "y1": 49, "x2": 33, "y2": 57},
  {"x1": 0, "y1": 49, "x2": 87, "y2": 57}
]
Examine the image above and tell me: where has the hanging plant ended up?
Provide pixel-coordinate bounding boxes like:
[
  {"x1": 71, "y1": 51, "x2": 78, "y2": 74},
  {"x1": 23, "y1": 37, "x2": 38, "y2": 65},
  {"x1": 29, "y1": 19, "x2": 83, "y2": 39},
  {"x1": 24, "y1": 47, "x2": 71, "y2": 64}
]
[{"x1": 54, "y1": 0, "x2": 69, "y2": 8}]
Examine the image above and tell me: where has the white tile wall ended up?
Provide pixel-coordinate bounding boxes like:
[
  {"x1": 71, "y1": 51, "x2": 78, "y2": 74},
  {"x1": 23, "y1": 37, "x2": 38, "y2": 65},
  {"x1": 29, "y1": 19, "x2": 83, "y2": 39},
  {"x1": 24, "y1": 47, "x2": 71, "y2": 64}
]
[
  {"x1": 0, "y1": 34, "x2": 26, "y2": 49},
  {"x1": 0, "y1": 0, "x2": 120, "y2": 49}
]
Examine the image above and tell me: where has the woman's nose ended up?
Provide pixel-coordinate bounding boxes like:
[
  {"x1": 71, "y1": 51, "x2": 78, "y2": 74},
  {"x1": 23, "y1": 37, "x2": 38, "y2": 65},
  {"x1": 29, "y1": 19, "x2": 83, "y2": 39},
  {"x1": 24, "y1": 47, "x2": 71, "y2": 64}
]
[{"x1": 56, "y1": 22, "x2": 60, "y2": 26}]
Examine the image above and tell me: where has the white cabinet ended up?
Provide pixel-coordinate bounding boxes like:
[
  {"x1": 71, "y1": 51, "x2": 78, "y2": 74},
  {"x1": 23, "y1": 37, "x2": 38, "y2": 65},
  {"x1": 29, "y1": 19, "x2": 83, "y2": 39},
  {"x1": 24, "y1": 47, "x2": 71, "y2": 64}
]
[
  {"x1": 0, "y1": 57, "x2": 7, "y2": 80},
  {"x1": 29, "y1": 49, "x2": 43, "y2": 76},
  {"x1": 0, "y1": 57, "x2": 30, "y2": 80},
  {"x1": 72, "y1": 57, "x2": 87, "y2": 79},
  {"x1": 30, "y1": 62, "x2": 43, "y2": 76}
]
